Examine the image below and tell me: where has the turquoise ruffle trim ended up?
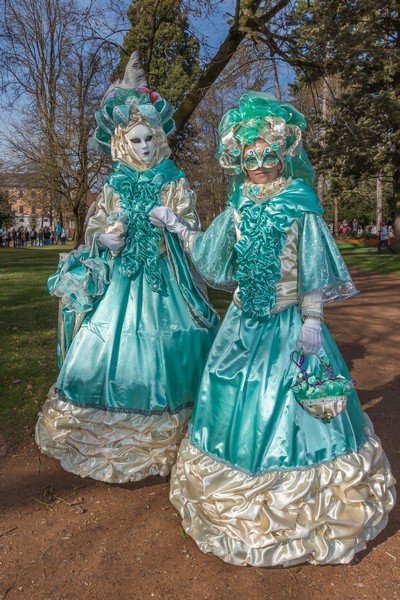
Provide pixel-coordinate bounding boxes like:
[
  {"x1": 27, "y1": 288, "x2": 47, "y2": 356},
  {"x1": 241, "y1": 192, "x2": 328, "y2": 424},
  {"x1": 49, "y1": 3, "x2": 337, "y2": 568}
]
[
  {"x1": 107, "y1": 160, "x2": 184, "y2": 292},
  {"x1": 235, "y1": 202, "x2": 286, "y2": 320},
  {"x1": 48, "y1": 245, "x2": 113, "y2": 313}
]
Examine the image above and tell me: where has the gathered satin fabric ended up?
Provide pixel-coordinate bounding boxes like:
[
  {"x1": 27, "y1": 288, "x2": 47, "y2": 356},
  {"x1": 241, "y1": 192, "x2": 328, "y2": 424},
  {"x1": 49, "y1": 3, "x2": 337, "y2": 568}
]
[
  {"x1": 170, "y1": 177, "x2": 396, "y2": 566},
  {"x1": 37, "y1": 388, "x2": 191, "y2": 483},
  {"x1": 171, "y1": 416, "x2": 395, "y2": 566}
]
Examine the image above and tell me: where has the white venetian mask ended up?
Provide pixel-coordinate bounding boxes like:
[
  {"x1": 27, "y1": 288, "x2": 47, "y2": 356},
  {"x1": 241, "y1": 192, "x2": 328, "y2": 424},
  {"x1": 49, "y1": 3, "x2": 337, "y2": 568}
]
[{"x1": 126, "y1": 123, "x2": 155, "y2": 165}]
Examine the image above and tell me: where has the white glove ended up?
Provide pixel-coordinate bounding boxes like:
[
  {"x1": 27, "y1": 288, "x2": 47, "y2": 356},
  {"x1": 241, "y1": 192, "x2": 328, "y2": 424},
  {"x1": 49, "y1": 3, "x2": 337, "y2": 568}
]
[
  {"x1": 296, "y1": 317, "x2": 322, "y2": 355},
  {"x1": 98, "y1": 232, "x2": 125, "y2": 252},
  {"x1": 149, "y1": 206, "x2": 189, "y2": 241}
]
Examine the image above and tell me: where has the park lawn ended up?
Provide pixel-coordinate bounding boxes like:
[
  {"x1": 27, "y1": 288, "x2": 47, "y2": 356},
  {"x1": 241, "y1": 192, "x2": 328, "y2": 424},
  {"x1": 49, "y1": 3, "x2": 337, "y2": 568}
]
[
  {"x1": 0, "y1": 246, "x2": 62, "y2": 438},
  {"x1": 0, "y1": 239, "x2": 398, "y2": 439},
  {"x1": 338, "y1": 243, "x2": 400, "y2": 274}
]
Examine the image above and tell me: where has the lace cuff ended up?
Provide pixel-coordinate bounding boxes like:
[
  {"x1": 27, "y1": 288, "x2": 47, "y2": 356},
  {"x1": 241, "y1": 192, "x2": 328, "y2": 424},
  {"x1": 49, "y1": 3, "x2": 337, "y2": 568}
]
[{"x1": 300, "y1": 291, "x2": 323, "y2": 320}]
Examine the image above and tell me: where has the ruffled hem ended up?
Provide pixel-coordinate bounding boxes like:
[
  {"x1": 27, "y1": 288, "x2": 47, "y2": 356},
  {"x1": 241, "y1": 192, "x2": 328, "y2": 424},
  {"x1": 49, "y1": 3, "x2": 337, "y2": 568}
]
[
  {"x1": 36, "y1": 388, "x2": 191, "y2": 483},
  {"x1": 170, "y1": 415, "x2": 396, "y2": 567}
]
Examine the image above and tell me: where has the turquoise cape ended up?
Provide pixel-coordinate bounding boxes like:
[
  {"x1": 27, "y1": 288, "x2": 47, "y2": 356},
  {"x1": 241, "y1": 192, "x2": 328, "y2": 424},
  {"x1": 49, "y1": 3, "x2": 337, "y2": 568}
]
[{"x1": 190, "y1": 179, "x2": 353, "y2": 315}]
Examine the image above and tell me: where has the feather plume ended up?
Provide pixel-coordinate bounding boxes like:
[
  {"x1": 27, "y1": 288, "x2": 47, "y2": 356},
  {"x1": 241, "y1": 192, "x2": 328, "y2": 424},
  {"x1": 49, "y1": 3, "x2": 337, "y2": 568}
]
[{"x1": 102, "y1": 52, "x2": 148, "y2": 105}]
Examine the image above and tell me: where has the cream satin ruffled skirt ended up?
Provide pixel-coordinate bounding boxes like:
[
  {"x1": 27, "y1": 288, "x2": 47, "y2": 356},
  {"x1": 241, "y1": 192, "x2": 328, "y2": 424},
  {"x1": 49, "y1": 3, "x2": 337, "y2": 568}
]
[
  {"x1": 36, "y1": 387, "x2": 192, "y2": 483},
  {"x1": 170, "y1": 415, "x2": 395, "y2": 567}
]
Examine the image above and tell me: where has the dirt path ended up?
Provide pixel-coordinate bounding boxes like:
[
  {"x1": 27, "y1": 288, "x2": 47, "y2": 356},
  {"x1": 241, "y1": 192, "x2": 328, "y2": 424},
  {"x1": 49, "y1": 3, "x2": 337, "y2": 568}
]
[{"x1": 1, "y1": 270, "x2": 399, "y2": 600}]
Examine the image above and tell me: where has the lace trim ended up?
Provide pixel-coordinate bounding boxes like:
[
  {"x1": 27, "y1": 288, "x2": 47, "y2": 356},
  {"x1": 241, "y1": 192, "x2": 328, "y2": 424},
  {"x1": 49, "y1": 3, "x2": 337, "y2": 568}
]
[
  {"x1": 301, "y1": 309, "x2": 324, "y2": 320},
  {"x1": 54, "y1": 388, "x2": 193, "y2": 416},
  {"x1": 242, "y1": 176, "x2": 289, "y2": 202},
  {"x1": 299, "y1": 280, "x2": 359, "y2": 306}
]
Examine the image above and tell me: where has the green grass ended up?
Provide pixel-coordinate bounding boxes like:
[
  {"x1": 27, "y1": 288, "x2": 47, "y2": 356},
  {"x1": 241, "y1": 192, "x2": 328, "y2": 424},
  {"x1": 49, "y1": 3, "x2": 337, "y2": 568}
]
[
  {"x1": 338, "y1": 244, "x2": 400, "y2": 274},
  {"x1": 0, "y1": 246, "x2": 62, "y2": 437},
  {"x1": 0, "y1": 239, "x2": 398, "y2": 439}
]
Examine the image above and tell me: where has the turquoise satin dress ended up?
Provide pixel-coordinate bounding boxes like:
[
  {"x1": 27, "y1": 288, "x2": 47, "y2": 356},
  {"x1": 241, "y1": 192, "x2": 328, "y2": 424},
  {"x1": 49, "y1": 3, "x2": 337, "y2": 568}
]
[
  {"x1": 49, "y1": 160, "x2": 219, "y2": 416},
  {"x1": 188, "y1": 178, "x2": 366, "y2": 474},
  {"x1": 36, "y1": 159, "x2": 219, "y2": 483},
  {"x1": 191, "y1": 304, "x2": 366, "y2": 474},
  {"x1": 56, "y1": 249, "x2": 216, "y2": 415}
]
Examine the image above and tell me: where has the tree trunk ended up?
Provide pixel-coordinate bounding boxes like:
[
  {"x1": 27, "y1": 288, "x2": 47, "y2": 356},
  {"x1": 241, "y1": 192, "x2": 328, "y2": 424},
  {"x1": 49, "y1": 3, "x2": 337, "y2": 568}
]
[
  {"x1": 391, "y1": 5, "x2": 400, "y2": 250},
  {"x1": 317, "y1": 77, "x2": 330, "y2": 204},
  {"x1": 376, "y1": 174, "x2": 383, "y2": 230},
  {"x1": 317, "y1": 173, "x2": 324, "y2": 204},
  {"x1": 271, "y1": 52, "x2": 281, "y2": 100},
  {"x1": 333, "y1": 197, "x2": 339, "y2": 237},
  {"x1": 392, "y1": 148, "x2": 400, "y2": 250},
  {"x1": 173, "y1": 0, "x2": 289, "y2": 133},
  {"x1": 72, "y1": 201, "x2": 87, "y2": 248}
]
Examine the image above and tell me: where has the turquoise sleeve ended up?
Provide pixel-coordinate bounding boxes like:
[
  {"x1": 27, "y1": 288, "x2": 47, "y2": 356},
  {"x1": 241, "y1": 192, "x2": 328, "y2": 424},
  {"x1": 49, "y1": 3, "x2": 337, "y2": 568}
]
[
  {"x1": 190, "y1": 206, "x2": 238, "y2": 291},
  {"x1": 298, "y1": 213, "x2": 358, "y2": 304},
  {"x1": 48, "y1": 246, "x2": 113, "y2": 313}
]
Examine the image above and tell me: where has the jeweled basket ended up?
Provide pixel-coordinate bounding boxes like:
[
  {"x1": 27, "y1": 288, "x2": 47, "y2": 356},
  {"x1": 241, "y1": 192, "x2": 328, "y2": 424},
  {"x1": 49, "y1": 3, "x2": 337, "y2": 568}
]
[{"x1": 291, "y1": 351, "x2": 355, "y2": 423}]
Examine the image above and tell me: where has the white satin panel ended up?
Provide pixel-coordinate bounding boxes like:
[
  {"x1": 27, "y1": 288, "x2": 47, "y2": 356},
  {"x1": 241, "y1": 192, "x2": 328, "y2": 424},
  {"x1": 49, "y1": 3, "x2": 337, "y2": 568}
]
[
  {"x1": 36, "y1": 388, "x2": 191, "y2": 483},
  {"x1": 170, "y1": 415, "x2": 396, "y2": 567},
  {"x1": 161, "y1": 178, "x2": 200, "y2": 230},
  {"x1": 272, "y1": 220, "x2": 299, "y2": 312}
]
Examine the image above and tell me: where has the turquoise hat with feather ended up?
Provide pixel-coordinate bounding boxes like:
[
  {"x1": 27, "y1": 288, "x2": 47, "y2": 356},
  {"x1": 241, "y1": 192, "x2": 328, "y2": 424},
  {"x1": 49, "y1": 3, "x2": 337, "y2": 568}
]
[{"x1": 93, "y1": 53, "x2": 176, "y2": 155}]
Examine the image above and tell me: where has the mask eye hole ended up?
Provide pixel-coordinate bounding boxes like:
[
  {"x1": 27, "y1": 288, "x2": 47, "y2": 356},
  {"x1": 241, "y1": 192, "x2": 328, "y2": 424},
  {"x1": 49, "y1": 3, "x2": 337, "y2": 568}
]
[
  {"x1": 243, "y1": 156, "x2": 259, "y2": 170},
  {"x1": 262, "y1": 153, "x2": 279, "y2": 167},
  {"x1": 130, "y1": 137, "x2": 140, "y2": 144},
  {"x1": 243, "y1": 150, "x2": 260, "y2": 170}
]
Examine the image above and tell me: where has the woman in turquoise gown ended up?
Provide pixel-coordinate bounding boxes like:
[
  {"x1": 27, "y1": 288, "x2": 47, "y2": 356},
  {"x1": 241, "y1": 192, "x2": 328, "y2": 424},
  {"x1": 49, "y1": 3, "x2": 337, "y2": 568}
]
[
  {"x1": 150, "y1": 92, "x2": 395, "y2": 566},
  {"x1": 35, "y1": 55, "x2": 218, "y2": 483}
]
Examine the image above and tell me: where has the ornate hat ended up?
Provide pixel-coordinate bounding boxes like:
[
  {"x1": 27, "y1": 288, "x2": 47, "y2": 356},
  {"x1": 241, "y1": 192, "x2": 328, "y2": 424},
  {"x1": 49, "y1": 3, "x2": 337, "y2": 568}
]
[
  {"x1": 93, "y1": 53, "x2": 176, "y2": 155},
  {"x1": 216, "y1": 91, "x2": 315, "y2": 187}
]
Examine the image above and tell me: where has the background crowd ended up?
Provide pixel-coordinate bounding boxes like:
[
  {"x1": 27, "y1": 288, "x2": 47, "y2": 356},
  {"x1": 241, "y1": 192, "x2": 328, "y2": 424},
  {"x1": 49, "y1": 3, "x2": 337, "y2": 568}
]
[
  {"x1": 0, "y1": 223, "x2": 67, "y2": 247},
  {"x1": 336, "y1": 219, "x2": 395, "y2": 241},
  {"x1": 0, "y1": 218, "x2": 396, "y2": 248}
]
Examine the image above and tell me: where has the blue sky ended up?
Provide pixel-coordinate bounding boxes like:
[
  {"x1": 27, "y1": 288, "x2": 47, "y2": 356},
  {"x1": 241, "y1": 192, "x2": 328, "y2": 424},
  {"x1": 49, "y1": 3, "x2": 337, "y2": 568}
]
[{"x1": 0, "y1": 0, "x2": 295, "y2": 156}]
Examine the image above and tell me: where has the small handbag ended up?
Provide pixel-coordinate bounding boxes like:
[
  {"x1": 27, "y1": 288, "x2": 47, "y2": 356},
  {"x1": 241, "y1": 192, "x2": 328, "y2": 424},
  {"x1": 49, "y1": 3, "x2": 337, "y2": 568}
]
[{"x1": 291, "y1": 351, "x2": 355, "y2": 423}]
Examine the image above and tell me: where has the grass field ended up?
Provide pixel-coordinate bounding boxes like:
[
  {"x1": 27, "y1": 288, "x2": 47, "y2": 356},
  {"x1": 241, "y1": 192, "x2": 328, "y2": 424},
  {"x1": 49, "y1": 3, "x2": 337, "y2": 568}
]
[
  {"x1": 0, "y1": 246, "x2": 62, "y2": 437},
  {"x1": 338, "y1": 243, "x2": 400, "y2": 273},
  {"x1": 0, "y1": 239, "x2": 398, "y2": 439}
]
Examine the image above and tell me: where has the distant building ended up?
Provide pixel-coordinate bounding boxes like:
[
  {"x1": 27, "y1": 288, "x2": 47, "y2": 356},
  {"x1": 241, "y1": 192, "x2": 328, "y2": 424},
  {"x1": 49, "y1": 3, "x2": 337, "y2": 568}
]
[
  {"x1": 0, "y1": 172, "x2": 52, "y2": 229},
  {"x1": 0, "y1": 172, "x2": 98, "y2": 237}
]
